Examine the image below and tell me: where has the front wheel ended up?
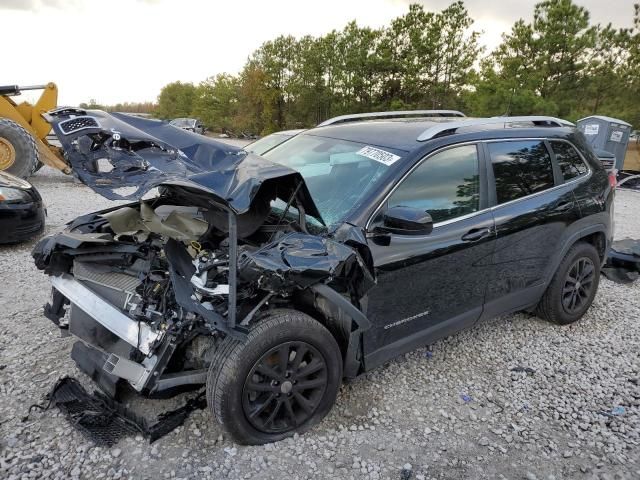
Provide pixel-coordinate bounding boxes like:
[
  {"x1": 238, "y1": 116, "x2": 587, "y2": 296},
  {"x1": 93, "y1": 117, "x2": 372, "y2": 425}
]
[
  {"x1": 206, "y1": 309, "x2": 343, "y2": 445},
  {"x1": 536, "y1": 242, "x2": 601, "y2": 325}
]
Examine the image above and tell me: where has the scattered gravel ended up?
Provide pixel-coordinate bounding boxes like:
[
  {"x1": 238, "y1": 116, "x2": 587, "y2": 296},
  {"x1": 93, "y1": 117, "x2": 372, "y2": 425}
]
[{"x1": 1, "y1": 167, "x2": 639, "y2": 479}]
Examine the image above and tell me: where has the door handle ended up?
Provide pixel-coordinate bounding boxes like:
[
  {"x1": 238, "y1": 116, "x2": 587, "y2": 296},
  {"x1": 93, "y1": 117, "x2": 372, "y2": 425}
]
[{"x1": 461, "y1": 227, "x2": 492, "y2": 242}]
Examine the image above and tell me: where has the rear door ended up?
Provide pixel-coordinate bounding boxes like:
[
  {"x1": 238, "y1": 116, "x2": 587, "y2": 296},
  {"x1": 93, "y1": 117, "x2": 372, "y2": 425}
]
[
  {"x1": 363, "y1": 144, "x2": 496, "y2": 368},
  {"x1": 483, "y1": 139, "x2": 582, "y2": 315}
]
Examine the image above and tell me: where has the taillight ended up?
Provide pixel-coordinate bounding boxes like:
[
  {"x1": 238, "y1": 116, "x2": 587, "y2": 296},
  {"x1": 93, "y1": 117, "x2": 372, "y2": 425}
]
[{"x1": 609, "y1": 169, "x2": 617, "y2": 189}]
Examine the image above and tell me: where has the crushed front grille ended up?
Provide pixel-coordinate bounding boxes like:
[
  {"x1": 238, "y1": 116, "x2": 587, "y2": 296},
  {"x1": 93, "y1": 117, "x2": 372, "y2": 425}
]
[
  {"x1": 59, "y1": 116, "x2": 99, "y2": 135},
  {"x1": 28, "y1": 377, "x2": 207, "y2": 446},
  {"x1": 44, "y1": 377, "x2": 141, "y2": 446}
]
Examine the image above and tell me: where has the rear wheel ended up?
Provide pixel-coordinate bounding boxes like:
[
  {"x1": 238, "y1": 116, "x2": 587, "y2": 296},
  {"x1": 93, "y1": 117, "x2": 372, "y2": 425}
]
[
  {"x1": 0, "y1": 118, "x2": 39, "y2": 178},
  {"x1": 536, "y1": 242, "x2": 601, "y2": 325},
  {"x1": 206, "y1": 309, "x2": 342, "y2": 445}
]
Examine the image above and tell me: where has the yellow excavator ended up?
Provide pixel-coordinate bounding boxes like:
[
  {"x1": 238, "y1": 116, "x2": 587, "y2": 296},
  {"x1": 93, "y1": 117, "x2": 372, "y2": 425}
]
[{"x1": 0, "y1": 82, "x2": 71, "y2": 178}]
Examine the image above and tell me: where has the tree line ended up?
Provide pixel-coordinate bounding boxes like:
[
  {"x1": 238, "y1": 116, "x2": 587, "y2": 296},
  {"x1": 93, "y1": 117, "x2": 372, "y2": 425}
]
[
  {"x1": 79, "y1": 99, "x2": 157, "y2": 115},
  {"x1": 120, "y1": 0, "x2": 640, "y2": 134}
]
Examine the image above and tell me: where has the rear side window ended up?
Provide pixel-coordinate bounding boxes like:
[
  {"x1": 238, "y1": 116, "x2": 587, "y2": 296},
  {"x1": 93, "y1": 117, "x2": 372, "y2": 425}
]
[
  {"x1": 387, "y1": 144, "x2": 480, "y2": 223},
  {"x1": 489, "y1": 140, "x2": 555, "y2": 204},
  {"x1": 550, "y1": 141, "x2": 588, "y2": 180}
]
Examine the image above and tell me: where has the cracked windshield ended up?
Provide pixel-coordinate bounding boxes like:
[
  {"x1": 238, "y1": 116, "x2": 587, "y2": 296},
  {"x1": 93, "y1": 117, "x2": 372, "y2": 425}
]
[{"x1": 263, "y1": 134, "x2": 403, "y2": 226}]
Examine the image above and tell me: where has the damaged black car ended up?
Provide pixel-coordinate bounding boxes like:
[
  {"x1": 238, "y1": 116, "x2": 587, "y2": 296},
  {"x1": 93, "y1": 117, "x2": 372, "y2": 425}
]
[{"x1": 34, "y1": 110, "x2": 614, "y2": 444}]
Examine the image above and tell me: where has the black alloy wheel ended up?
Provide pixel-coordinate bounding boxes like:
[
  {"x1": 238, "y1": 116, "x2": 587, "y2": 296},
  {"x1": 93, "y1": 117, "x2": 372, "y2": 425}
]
[
  {"x1": 562, "y1": 257, "x2": 596, "y2": 314},
  {"x1": 242, "y1": 341, "x2": 328, "y2": 433},
  {"x1": 536, "y1": 241, "x2": 601, "y2": 325},
  {"x1": 206, "y1": 309, "x2": 343, "y2": 444}
]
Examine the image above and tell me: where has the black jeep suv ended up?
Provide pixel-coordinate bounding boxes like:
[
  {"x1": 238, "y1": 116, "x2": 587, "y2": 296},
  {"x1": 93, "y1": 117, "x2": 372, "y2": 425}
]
[{"x1": 34, "y1": 111, "x2": 613, "y2": 445}]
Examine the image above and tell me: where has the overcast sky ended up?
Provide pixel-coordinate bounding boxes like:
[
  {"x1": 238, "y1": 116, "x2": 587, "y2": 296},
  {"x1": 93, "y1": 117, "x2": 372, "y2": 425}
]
[{"x1": 2, "y1": 0, "x2": 636, "y2": 106}]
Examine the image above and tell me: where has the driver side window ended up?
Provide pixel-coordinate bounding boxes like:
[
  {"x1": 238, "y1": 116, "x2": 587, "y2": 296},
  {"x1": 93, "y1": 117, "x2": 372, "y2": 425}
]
[{"x1": 386, "y1": 145, "x2": 480, "y2": 224}]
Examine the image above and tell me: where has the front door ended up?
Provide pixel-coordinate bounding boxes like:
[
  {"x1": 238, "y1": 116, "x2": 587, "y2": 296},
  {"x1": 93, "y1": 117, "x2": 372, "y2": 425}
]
[{"x1": 362, "y1": 144, "x2": 496, "y2": 369}]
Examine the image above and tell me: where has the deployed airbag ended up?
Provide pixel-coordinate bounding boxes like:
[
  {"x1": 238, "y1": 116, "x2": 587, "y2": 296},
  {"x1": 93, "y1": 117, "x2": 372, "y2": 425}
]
[{"x1": 102, "y1": 203, "x2": 208, "y2": 242}]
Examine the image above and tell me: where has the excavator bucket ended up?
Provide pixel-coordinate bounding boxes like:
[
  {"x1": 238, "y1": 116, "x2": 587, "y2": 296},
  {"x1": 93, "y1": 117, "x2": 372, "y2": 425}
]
[{"x1": 0, "y1": 83, "x2": 70, "y2": 178}]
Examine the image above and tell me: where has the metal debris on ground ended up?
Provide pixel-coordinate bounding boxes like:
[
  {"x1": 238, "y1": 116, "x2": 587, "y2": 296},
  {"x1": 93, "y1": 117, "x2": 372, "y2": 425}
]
[
  {"x1": 400, "y1": 463, "x2": 413, "y2": 480},
  {"x1": 598, "y1": 406, "x2": 626, "y2": 418},
  {"x1": 611, "y1": 406, "x2": 626, "y2": 416},
  {"x1": 601, "y1": 238, "x2": 640, "y2": 284},
  {"x1": 510, "y1": 366, "x2": 536, "y2": 375},
  {"x1": 26, "y1": 377, "x2": 207, "y2": 446},
  {"x1": 617, "y1": 170, "x2": 640, "y2": 191}
]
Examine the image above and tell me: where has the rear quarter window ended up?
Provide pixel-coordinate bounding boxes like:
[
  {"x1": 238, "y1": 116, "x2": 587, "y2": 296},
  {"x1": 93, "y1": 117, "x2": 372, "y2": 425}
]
[
  {"x1": 489, "y1": 140, "x2": 555, "y2": 204},
  {"x1": 550, "y1": 141, "x2": 588, "y2": 181}
]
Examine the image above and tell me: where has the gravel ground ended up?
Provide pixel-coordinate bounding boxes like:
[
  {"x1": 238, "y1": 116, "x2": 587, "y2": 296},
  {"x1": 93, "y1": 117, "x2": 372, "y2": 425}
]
[{"x1": 1, "y1": 165, "x2": 639, "y2": 480}]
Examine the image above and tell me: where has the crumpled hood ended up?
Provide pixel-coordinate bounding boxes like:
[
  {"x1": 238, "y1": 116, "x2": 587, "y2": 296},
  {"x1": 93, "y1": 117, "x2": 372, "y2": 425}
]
[{"x1": 46, "y1": 109, "x2": 323, "y2": 222}]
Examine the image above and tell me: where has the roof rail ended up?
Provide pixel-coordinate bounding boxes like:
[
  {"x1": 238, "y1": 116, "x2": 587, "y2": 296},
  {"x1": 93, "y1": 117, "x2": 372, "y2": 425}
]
[
  {"x1": 416, "y1": 116, "x2": 575, "y2": 142},
  {"x1": 318, "y1": 110, "x2": 466, "y2": 127}
]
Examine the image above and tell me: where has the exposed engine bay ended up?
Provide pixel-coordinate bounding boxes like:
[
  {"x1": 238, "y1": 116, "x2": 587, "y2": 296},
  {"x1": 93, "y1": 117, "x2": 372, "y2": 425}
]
[{"x1": 33, "y1": 110, "x2": 375, "y2": 398}]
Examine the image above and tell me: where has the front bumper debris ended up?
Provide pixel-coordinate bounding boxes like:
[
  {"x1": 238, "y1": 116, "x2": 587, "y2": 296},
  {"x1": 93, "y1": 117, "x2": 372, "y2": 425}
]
[
  {"x1": 51, "y1": 274, "x2": 162, "y2": 355},
  {"x1": 29, "y1": 377, "x2": 206, "y2": 446},
  {"x1": 602, "y1": 238, "x2": 640, "y2": 283}
]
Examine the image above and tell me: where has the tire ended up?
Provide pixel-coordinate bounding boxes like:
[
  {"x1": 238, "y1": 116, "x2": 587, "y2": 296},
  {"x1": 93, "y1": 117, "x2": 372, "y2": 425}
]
[
  {"x1": 0, "y1": 118, "x2": 39, "y2": 178},
  {"x1": 536, "y1": 242, "x2": 601, "y2": 325},
  {"x1": 206, "y1": 309, "x2": 342, "y2": 445}
]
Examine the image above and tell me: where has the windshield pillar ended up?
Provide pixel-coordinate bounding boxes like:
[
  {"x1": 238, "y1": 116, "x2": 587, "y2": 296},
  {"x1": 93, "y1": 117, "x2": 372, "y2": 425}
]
[{"x1": 227, "y1": 211, "x2": 238, "y2": 328}]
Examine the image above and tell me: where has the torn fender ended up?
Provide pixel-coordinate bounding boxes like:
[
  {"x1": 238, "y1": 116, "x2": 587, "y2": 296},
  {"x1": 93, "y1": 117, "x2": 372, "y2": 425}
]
[{"x1": 238, "y1": 232, "x2": 375, "y2": 297}]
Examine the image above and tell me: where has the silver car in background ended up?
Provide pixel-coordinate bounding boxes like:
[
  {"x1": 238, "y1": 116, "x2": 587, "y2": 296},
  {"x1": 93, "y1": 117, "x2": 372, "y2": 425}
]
[
  {"x1": 244, "y1": 129, "x2": 306, "y2": 155},
  {"x1": 169, "y1": 118, "x2": 206, "y2": 135}
]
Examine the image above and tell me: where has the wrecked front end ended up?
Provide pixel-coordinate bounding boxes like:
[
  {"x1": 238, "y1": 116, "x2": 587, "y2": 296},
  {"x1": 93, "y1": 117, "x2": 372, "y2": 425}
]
[{"x1": 33, "y1": 111, "x2": 374, "y2": 398}]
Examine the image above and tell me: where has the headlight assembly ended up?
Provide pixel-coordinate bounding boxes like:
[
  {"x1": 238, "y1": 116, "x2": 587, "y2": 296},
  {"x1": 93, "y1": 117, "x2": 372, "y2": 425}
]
[{"x1": 0, "y1": 187, "x2": 32, "y2": 203}]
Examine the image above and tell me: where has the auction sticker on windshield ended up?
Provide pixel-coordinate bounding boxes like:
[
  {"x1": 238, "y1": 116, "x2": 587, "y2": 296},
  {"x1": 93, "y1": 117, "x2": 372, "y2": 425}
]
[{"x1": 356, "y1": 146, "x2": 401, "y2": 166}]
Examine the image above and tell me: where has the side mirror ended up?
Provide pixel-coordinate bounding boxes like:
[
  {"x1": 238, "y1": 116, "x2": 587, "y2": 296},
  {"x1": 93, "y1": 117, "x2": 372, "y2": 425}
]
[{"x1": 380, "y1": 206, "x2": 433, "y2": 235}]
